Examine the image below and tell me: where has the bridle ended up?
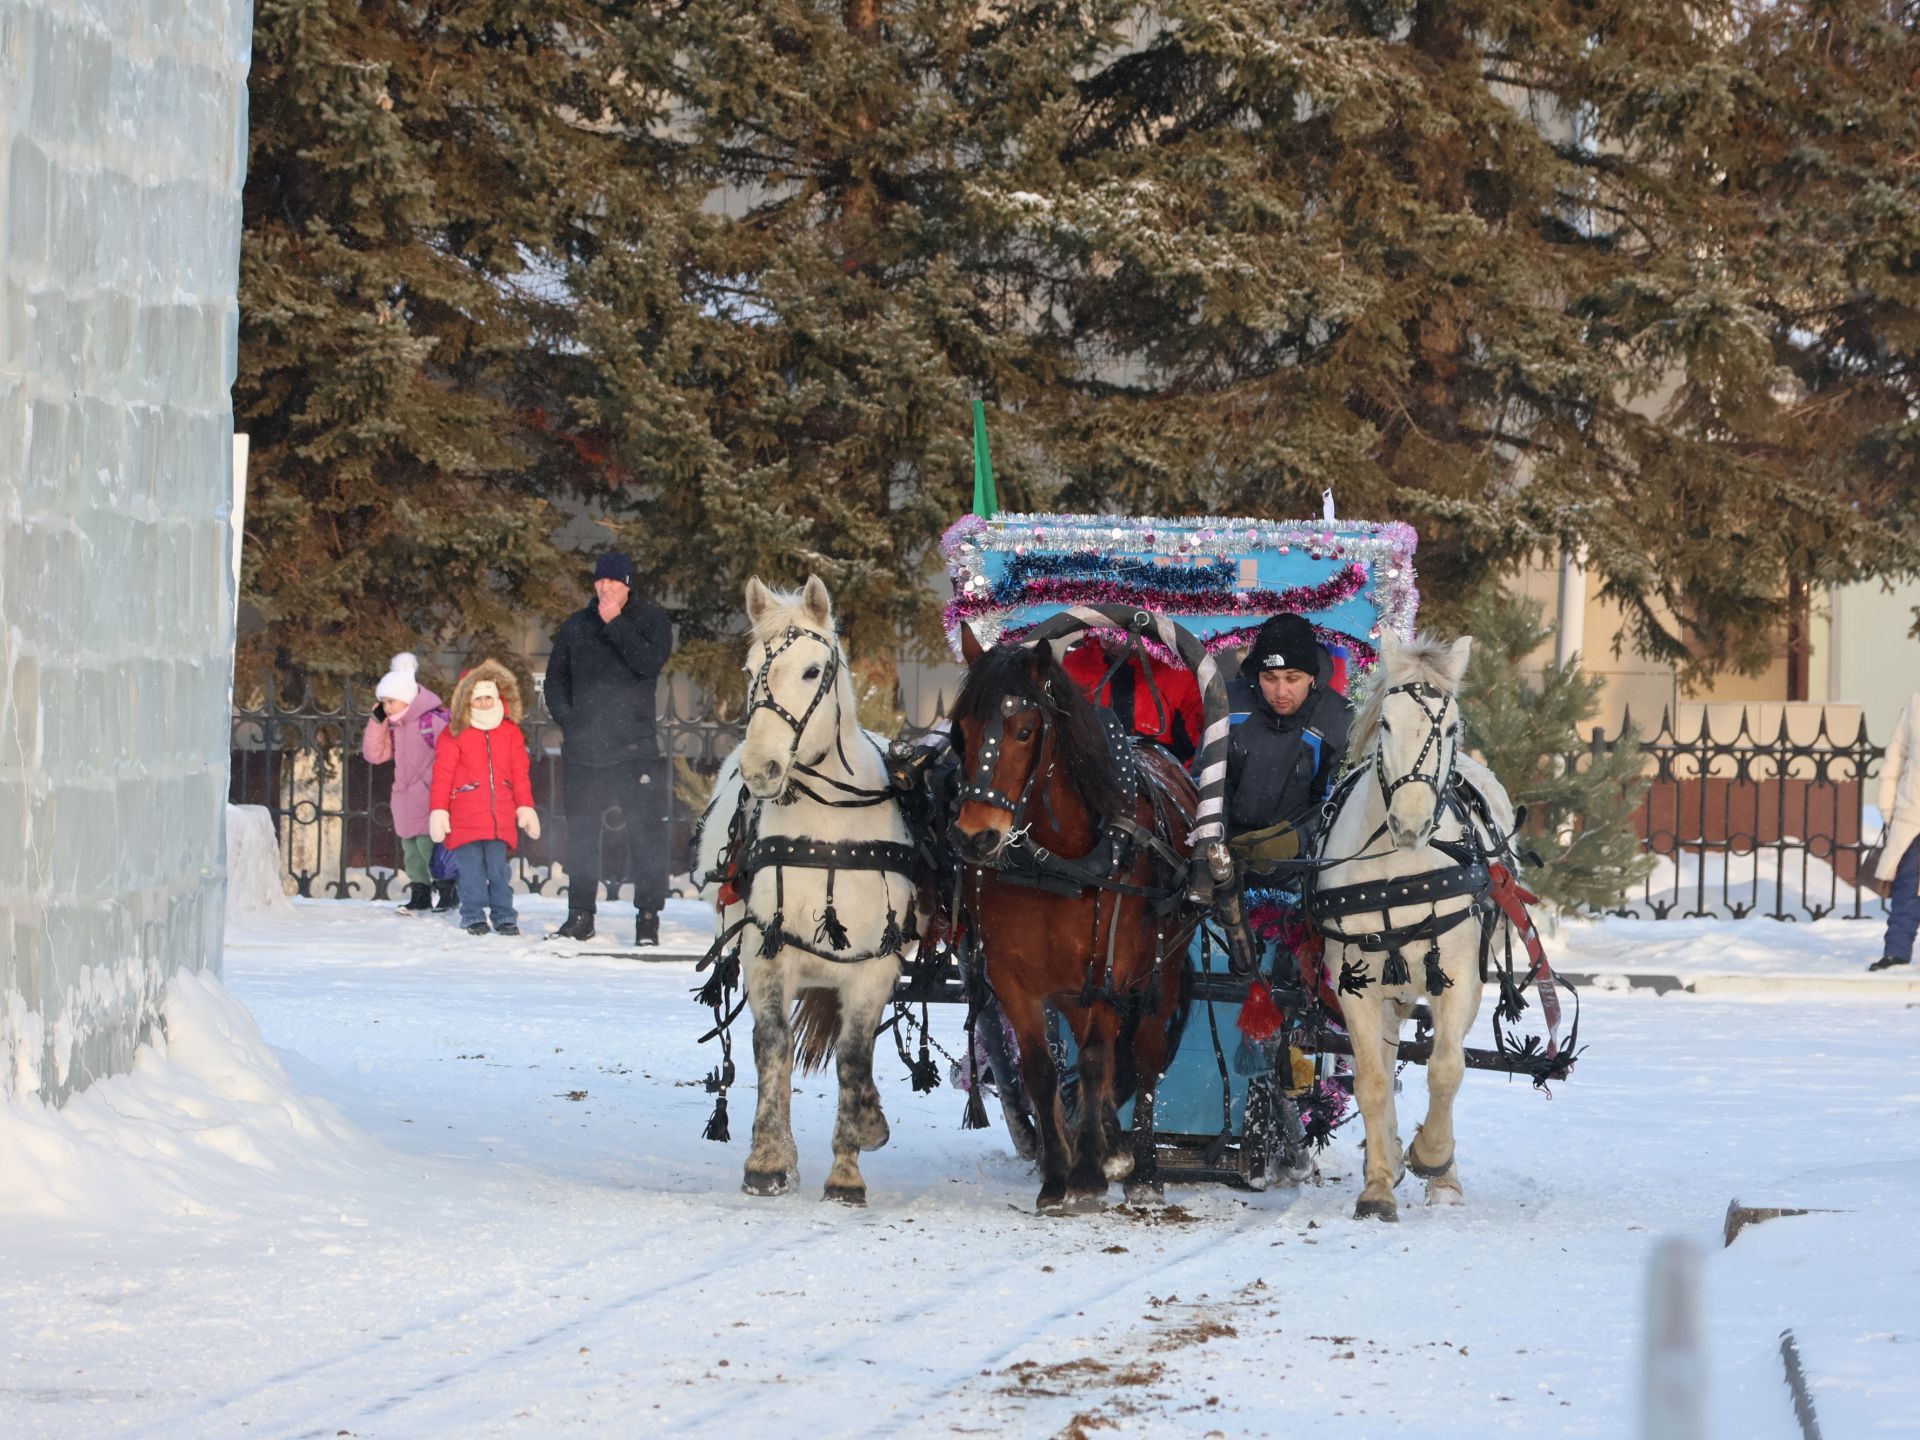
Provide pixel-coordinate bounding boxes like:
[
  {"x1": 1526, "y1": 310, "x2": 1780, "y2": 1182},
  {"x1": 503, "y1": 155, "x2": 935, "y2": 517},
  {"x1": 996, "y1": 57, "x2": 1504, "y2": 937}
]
[
  {"x1": 958, "y1": 691, "x2": 1052, "y2": 836},
  {"x1": 1373, "y1": 679, "x2": 1461, "y2": 814},
  {"x1": 745, "y1": 623, "x2": 860, "y2": 793}
]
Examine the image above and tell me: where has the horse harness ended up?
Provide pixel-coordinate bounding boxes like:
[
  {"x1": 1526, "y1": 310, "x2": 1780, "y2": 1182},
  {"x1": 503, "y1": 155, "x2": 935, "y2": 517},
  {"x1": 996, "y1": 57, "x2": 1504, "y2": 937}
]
[
  {"x1": 701, "y1": 625, "x2": 920, "y2": 968},
  {"x1": 1302, "y1": 685, "x2": 1572, "y2": 1081},
  {"x1": 957, "y1": 697, "x2": 1192, "y2": 910}
]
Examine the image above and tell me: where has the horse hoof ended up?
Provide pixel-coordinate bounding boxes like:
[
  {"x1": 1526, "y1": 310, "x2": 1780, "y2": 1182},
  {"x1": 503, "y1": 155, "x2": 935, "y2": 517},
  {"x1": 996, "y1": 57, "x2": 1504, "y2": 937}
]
[
  {"x1": 1102, "y1": 1151, "x2": 1136, "y2": 1182},
  {"x1": 1123, "y1": 1179, "x2": 1165, "y2": 1206},
  {"x1": 823, "y1": 1182, "x2": 867, "y2": 1206},
  {"x1": 1036, "y1": 1187, "x2": 1068, "y2": 1213},
  {"x1": 1426, "y1": 1179, "x2": 1463, "y2": 1207},
  {"x1": 742, "y1": 1168, "x2": 794, "y2": 1197},
  {"x1": 1354, "y1": 1195, "x2": 1400, "y2": 1223}
]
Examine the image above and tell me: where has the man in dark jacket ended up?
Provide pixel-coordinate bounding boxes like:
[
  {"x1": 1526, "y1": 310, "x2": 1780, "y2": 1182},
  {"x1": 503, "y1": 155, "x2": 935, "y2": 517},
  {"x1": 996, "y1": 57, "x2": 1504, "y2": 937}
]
[
  {"x1": 545, "y1": 552, "x2": 674, "y2": 945},
  {"x1": 1224, "y1": 612, "x2": 1353, "y2": 857}
]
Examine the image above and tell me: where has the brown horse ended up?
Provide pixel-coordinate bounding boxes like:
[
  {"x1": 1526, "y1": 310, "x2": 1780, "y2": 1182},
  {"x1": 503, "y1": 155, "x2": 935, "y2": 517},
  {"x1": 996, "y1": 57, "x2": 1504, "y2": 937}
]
[{"x1": 951, "y1": 626, "x2": 1197, "y2": 1211}]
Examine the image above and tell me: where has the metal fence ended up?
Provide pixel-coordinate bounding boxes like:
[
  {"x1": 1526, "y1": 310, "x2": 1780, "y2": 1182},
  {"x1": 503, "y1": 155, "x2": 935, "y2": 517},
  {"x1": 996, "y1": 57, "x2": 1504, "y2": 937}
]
[
  {"x1": 1588, "y1": 704, "x2": 1889, "y2": 922},
  {"x1": 230, "y1": 678, "x2": 742, "y2": 902},
  {"x1": 234, "y1": 688, "x2": 1894, "y2": 922}
]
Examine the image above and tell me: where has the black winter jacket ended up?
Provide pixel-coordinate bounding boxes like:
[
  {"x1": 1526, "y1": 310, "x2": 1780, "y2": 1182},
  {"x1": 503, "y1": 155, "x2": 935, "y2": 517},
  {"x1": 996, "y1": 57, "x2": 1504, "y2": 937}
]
[
  {"x1": 545, "y1": 599, "x2": 673, "y2": 766},
  {"x1": 1223, "y1": 649, "x2": 1353, "y2": 837}
]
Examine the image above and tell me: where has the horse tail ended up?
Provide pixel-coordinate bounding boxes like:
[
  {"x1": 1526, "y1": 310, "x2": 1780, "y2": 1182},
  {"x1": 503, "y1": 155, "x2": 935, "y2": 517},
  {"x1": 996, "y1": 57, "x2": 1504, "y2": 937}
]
[{"x1": 790, "y1": 988, "x2": 842, "y2": 1075}]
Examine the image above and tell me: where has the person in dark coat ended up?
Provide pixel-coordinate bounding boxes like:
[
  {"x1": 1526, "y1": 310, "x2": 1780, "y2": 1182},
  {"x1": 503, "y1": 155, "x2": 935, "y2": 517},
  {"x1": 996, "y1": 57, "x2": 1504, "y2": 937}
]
[
  {"x1": 1224, "y1": 612, "x2": 1353, "y2": 859},
  {"x1": 544, "y1": 552, "x2": 674, "y2": 945}
]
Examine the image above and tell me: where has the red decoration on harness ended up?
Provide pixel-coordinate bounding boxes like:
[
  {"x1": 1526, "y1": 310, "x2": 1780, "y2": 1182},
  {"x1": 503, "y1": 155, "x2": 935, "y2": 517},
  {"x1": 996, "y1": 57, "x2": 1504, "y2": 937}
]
[
  {"x1": 1487, "y1": 862, "x2": 1563, "y2": 1048},
  {"x1": 718, "y1": 880, "x2": 740, "y2": 906},
  {"x1": 1235, "y1": 977, "x2": 1286, "y2": 1044}
]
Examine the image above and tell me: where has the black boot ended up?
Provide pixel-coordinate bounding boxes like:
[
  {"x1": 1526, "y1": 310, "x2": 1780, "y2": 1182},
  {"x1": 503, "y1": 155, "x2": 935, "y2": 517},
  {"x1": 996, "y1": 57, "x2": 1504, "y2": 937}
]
[
  {"x1": 397, "y1": 882, "x2": 433, "y2": 914},
  {"x1": 552, "y1": 911, "x2": 595, "y2": 942},
  {"x1": 635, "y1": 908, "x2": 660, "y2": 947},
  {"x1": 433, "y1": 880, "x2": 459, "y2": 912},
  {"x1": 1867, "y1": 955, "x2": 1911, "y2": 971}
]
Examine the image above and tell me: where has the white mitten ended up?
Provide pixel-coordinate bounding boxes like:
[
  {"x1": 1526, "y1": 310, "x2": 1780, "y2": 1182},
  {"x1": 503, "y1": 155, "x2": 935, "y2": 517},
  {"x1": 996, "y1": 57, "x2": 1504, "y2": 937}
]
[
  {"x1": 516, "y1": 807, "x2": 540, "y2": 840},
  {"x1": 429, "y1": 809, "x2": 451, "y2": 844}
]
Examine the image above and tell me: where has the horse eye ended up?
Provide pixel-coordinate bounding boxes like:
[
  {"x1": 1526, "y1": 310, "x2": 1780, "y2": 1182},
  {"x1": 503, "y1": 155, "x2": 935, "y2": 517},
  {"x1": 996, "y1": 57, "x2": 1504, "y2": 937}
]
[
  {"x1": 1015, "y1": 727, "x2": 1034, "y2": 742},
  {"x1": 802, "y1": 665, "x2": 821, "y2": 681},
  {"x1": 1380, "y1": 720, "x2": 1393, "y2": 734}
]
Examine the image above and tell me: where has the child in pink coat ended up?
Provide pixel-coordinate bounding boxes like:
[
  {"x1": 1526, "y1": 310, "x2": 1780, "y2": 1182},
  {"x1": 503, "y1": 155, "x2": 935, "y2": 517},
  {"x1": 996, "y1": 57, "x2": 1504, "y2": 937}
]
[{"x1": 361, "y1": 653, "x2": 452, "y2": 913}]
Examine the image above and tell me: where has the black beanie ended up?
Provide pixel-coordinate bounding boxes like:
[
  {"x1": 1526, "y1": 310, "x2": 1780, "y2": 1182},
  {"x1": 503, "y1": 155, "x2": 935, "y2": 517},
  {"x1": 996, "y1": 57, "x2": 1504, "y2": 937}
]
[{"x1": 1250, "y1": 613, "x2": 1320, "y2": 674}]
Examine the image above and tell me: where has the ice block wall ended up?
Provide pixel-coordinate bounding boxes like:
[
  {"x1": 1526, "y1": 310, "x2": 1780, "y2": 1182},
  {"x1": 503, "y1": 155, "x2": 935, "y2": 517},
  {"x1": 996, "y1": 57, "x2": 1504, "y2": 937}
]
[{"x1": 0, "y1": 0, "x2": 253, "y2": 1101}]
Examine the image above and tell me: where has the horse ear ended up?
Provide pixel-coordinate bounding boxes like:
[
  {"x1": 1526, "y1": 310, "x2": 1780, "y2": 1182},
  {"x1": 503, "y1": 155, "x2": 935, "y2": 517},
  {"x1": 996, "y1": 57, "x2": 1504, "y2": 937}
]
[
  {"x1": 1445, "y1": 635, "x2": 1473, "y2": 686},
  {"x1": 960, "y1": 623, "x2": 985, "y2": 666},
  {"x1": 744, "y1": 576, "x2": 773, "y2": 626},
  {"x1": 1377, "y1": 628, "x2": 1403, "y2": 667},
  {"x1": 800, "y1": 574, "x2": 832, "y2": 630}
]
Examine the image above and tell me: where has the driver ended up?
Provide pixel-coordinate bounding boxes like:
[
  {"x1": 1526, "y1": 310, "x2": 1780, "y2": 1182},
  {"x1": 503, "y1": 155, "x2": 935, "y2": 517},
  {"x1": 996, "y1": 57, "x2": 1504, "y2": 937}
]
[{"x1": 1224, "y1": 613, "x2": 1353, "y2": 872}]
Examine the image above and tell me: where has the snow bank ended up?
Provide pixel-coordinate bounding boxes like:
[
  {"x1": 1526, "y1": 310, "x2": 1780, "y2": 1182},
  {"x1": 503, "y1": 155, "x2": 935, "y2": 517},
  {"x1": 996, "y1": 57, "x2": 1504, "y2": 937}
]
[
  {"x1": 1712, "y1": 1161, "x2": 1920, "y2": 1436},
  {"x1": 0, "y1": 969, "x2": 379, "y2": 1232},
  {"x1": 225, "y1": 803, "x2": 294, "y2": 920}
]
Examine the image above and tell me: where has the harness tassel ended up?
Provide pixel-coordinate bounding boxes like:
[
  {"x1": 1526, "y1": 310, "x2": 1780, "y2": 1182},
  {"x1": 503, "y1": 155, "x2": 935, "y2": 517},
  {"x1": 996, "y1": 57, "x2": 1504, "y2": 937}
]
[
  {"x1": 694, "y1": 946, "x2": 740, "y2": 1010},
  {"x1": 815, "y1": 870, "x2": 851, "y2": 952},
  {"x1": 878, "y1": 906, "x2": 905, "y2": 958},
  {"x1": 1496, "y1": 970, "x2": 1528, "y2": 1025},
  {"x1": 1423, "y1": 945, "x2": 1452, "y2": 996},
  {"x1": 911, "y1": 1038, "x2": 940, "y2": 1093},
  {"x1": 1338, "y1": 958, "x2": 1373, "y2": 996},
  {"x1": 1380, "y1": 949, "x2": 1411, "y2": 988},
  {"x1": 961, "y1": 1007, "x2": 990, "y2": 1129},
  {"x1": 702, "y1": 1092, "x2": 730, "y2": 1143},
  {"x1": 815, "y1": 902, "x2": 851, "y2": 952},
  {"x1": 758, "y1": 913, "x2": 784, "y2": 958}
]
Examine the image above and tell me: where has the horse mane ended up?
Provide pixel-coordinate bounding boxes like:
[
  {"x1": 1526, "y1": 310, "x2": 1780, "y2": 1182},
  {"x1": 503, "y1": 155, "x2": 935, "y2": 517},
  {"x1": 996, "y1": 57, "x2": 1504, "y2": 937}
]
[
  {"x1": 951, "y1": 642, "x2": 1131, "y2": 822},
  {"x1": 1346, "y1": 633, "x2": 1467, "y2": 766}
]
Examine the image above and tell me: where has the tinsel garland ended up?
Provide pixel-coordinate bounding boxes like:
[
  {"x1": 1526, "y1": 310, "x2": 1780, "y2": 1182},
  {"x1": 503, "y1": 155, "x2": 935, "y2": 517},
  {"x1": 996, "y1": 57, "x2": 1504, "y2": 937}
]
[
  {"x1": 946, "y1": 561, "x2": 1370, "y2": 627},
  {"x1": 941, "y1": 510, "x2": 1419, "y2": 662}
]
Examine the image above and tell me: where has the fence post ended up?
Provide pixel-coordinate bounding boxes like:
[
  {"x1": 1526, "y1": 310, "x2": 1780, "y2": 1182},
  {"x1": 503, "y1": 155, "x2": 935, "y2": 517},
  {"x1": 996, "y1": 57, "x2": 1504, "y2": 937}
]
[{"x1": 1640, "y1": 1237, "x2": 1706, "y2": 1440}]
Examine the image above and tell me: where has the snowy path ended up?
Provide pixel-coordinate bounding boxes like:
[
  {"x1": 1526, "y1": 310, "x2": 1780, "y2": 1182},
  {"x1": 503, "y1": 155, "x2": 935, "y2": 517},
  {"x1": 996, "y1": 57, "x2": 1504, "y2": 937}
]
[{"x1": 2, "y1": 899, "x2": 1916, "y2": 1437}]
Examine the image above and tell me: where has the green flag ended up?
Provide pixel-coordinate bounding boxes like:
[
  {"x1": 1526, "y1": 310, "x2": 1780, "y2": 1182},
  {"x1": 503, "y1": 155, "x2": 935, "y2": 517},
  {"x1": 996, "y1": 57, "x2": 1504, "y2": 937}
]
[{"x1": 971, "y1": 400, "x2": 999, "y2": 517}]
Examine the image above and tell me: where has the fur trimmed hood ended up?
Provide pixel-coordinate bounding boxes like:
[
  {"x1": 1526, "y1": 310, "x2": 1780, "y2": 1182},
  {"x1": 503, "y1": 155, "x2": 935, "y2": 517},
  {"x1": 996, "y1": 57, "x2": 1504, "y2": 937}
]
[{"x1": 448, "y1": 659, "x2": 525, "y2": 735}]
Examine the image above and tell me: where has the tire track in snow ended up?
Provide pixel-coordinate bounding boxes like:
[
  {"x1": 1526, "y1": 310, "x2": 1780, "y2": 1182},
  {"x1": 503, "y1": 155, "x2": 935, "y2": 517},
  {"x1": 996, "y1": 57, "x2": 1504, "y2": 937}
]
[
  {"x1": 657, "y1": 1203, "x2": 1270, "y2": 1438},
  {"x1": 123, "y1": 1214, "x2": 829, "y2": 1440}
]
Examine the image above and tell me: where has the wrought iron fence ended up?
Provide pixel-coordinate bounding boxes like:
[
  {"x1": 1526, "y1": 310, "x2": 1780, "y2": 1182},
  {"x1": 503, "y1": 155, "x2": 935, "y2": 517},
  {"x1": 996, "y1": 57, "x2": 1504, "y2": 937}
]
[
  {"x1": 230, "y1": 677, "x2": 742, "y2": 902},
  {"x1": 234, "y1": 686, "x2": 1895, "y2": 922},
  {"x1": 1585, "y1": 704, "x2": 1890, "y2": 922}
]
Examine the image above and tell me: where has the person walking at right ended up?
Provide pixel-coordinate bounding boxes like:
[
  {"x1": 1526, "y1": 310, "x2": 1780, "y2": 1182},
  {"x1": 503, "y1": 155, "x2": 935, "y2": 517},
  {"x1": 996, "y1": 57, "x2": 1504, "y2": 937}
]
[
  {"x1": 429, "y1": 661, "x2": 540, "y2": 937},
  {"x1": 544, "y1": 552, "x2": 674, "y2": 946},
  {"x1": 1870, "y1": 684, "x2": 1920, "y2": 971}
]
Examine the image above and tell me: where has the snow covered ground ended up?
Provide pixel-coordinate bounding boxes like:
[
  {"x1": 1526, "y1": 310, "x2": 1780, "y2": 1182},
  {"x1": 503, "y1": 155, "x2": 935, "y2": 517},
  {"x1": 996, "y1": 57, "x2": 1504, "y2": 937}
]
[{"x1": 2, "y1": 894, "x2": 1915, "y2": 1438}]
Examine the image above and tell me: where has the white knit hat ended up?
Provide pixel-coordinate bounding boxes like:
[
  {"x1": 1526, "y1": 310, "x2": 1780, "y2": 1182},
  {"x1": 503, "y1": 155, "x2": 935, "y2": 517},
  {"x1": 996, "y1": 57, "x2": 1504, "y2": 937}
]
[{"x1": 375, "y1": 652, "x2": 421, "y2": 706}]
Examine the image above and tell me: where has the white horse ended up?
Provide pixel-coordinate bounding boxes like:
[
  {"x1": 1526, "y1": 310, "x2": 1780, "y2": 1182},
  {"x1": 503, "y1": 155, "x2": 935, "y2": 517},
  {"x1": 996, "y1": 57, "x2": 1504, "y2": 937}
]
[
  {"x1": 692, "y1": 576, "x2": 915, "y2": 1205},
  {"x1": 1312, "y1": 629, "x2": 1521, "y2": 1222}
]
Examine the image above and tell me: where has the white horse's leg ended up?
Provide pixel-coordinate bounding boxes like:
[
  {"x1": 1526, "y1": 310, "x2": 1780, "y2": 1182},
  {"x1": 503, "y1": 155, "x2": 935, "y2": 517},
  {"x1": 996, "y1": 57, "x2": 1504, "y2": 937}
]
[
  {"x1": 742, "y1": 952, "x2": 800, "y2": 1196},
  {"x1": 1411, "y1": 948, "x2": 1483, "y2": 1206},
  {"x1": 824, "y1": 960, "x2": 895, "y2": 1205},
  {"x1": 1342, "y1": 961, "x2": 1403, "y2": 1222}
]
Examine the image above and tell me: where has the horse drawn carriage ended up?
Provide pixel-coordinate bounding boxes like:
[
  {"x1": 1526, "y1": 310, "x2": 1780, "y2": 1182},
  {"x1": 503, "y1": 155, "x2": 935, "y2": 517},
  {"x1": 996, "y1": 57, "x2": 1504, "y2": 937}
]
[{"x1": 691, "y1": 511, "x2": 1576, "y2": 1219}]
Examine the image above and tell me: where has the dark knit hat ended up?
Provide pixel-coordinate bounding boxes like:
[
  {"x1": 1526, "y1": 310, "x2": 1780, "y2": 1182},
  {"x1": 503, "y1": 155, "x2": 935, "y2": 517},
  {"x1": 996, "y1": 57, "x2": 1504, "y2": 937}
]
[
  {"x1": 593, "y1": 551, "x2": 633, "y2": 586},
  {"x1": 1250, "y1": 613, "x2": 1320, "y2": 674}
]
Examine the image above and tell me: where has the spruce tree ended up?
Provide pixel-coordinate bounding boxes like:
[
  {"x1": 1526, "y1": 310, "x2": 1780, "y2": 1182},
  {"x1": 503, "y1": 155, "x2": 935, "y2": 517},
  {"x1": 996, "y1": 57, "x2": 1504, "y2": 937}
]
[
  {"x1": 235, "y1": 0, "x2": 669, "y2": 689},
  {"x1": 1460, "y1": 592, "x2": 1653, "y2": 914}
]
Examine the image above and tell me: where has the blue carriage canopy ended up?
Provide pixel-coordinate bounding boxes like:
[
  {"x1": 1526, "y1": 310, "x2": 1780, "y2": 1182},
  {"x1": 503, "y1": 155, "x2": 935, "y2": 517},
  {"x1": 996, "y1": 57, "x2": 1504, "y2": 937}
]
[{"x1": 941, "y1": 512, "x2": 1421, "y2": 680}]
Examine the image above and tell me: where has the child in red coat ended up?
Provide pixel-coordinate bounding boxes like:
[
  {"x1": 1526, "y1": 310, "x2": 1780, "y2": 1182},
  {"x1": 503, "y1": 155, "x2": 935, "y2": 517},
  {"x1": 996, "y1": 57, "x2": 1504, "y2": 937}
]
[{"x1": 429, "y1": 660, "x2": 539, "y2": 935}]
